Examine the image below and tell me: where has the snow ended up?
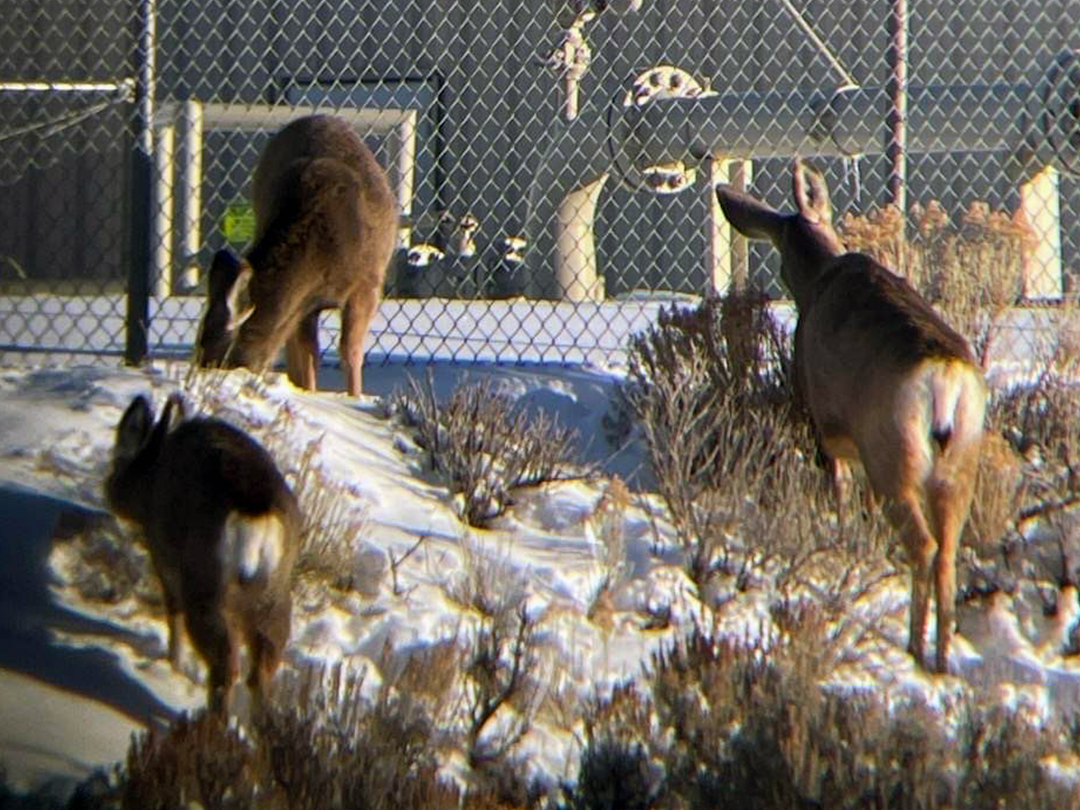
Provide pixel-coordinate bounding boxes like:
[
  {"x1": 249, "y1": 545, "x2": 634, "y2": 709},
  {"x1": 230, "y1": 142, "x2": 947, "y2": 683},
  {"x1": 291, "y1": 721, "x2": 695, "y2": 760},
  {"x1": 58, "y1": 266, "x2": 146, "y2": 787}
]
[{"x1": 1, "y1": 356, "x2": 1080, "y2": 797}]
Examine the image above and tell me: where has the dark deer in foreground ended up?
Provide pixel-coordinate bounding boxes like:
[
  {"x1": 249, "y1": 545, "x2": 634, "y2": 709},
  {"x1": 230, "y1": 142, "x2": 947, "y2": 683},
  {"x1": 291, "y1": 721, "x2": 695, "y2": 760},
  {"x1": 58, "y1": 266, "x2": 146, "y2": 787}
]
[
  {"x1": 715, "y1": 160, "x2": 987, "y2": 673},
  {"x1": 104, "y1": 393, "x2": 301, "y2": 714},
  {"x1": 197, "y1": 114, "x2": 398, "y2": 395}
]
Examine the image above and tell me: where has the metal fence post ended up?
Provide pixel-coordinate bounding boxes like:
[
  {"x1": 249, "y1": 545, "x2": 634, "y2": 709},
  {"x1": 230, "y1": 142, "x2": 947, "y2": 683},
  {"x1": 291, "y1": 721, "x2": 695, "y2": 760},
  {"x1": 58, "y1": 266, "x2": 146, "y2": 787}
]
[
  {"x1": 125, "y1": 0, "x2": 156, "y2": 365},
  {"x1": 886, "y1": 0, "x2": 908, "y2": 211}
]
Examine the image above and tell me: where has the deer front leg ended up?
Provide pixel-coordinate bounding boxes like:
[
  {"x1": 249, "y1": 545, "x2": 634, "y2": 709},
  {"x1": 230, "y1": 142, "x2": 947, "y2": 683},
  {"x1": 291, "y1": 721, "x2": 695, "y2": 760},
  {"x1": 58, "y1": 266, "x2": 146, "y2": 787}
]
[
  {"x1": 285, "y1": 310, "x2": 320, "y2": 390},
  {"x1": 341, "y1": 286, "x2": 381, "y2": 396},
  {"x1": 167, "y1": 610, "x2": 185, "y2": 670}
]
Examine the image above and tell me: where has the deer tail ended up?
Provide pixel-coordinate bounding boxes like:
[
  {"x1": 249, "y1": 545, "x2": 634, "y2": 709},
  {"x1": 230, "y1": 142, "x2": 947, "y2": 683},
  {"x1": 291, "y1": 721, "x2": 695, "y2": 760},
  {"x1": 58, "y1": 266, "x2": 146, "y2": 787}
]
[
  {"x1": 929, "y1": 361, "x2": 986, "y2": 454},
  {"x1": 222, "y1": 511, "x2": 288, "y2": 585}
]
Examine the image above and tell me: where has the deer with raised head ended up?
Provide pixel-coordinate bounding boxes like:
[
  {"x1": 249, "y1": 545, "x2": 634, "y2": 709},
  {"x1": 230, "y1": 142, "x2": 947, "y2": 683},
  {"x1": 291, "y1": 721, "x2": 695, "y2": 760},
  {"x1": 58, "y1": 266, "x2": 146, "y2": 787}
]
[
  {"x1": 104, "y1": 393, "x2": 301, "y2": 714},
  {"x1": 715, "y1": 160, "x2": 987, "y2": 674},
  {"x1": 197, "y1": 114, "x2": 398, "y2": 395}
]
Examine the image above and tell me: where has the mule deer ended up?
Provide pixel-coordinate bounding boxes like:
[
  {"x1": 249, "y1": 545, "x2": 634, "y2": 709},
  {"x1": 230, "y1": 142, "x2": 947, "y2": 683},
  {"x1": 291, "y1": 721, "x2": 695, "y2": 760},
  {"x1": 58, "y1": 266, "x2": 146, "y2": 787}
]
[
  {"x1": 197, "y1": 114, "x2": 398, "y2": 395},
  {"x1": 715, "y1": 160, "x2": 986, "y2": 673},
  {"x1": 104, "y1": 393, "x2": 301, "y2": 714}
]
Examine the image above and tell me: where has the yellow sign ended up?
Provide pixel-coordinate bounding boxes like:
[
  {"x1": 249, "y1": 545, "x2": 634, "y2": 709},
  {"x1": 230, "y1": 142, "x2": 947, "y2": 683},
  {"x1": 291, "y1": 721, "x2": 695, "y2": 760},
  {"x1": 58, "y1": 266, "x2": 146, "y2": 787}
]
[{"x1": 222, "y1": 202, "x2": 256, "y2": 244}]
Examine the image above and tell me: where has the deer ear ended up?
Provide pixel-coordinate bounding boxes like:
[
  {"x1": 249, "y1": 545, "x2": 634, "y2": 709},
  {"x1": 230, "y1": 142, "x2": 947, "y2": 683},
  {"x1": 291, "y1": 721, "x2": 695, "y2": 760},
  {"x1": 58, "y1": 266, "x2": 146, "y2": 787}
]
[
  {"x1": 115, "y1": 395, "x2": 154, "y2": 458},
  {"x1": 224, "y1": 264, "x2": 256, "y2": 331},
  {"x1": 715, "y1": 183, "x2": 785, "y2": 243},
  {"x1": 207, "y1": 250, "x2": 255, "y2": 332},
  {"x1": 159, "y1": 392, "x2": 188, "y2": 430},
  {"x1": 792, "y1": 159, "x2": 833, "y2": 226}
]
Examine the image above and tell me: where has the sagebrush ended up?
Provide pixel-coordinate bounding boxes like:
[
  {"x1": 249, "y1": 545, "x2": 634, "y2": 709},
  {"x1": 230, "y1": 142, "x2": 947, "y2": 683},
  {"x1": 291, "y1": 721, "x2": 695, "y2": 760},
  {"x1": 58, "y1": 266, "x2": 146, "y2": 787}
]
[{"x1": 390, "y1": 373, "x2": 579, "y2": 526}]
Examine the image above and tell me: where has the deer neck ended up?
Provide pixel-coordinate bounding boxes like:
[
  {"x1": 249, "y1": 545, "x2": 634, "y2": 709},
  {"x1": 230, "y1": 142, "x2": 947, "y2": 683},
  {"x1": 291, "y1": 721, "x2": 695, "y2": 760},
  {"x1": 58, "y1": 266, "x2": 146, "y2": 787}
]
[{"x1": 105, "y1": 456, "x2": 156, "y2": 528}]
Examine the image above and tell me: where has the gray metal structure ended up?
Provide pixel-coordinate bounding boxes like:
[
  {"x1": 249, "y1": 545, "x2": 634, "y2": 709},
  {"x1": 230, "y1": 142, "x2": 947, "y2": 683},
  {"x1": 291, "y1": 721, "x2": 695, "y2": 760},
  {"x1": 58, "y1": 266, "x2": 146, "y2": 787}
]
[{"x1": 2, "y1": 0, "x2": 1079, "y2": 366}]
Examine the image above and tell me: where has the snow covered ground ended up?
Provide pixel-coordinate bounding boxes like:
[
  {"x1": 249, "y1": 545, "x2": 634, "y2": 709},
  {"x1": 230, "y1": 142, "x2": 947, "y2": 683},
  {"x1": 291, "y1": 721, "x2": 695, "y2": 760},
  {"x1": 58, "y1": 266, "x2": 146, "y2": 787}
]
[{"x1": 1, "y1": 355, "x2": 1080, "y2": 798}]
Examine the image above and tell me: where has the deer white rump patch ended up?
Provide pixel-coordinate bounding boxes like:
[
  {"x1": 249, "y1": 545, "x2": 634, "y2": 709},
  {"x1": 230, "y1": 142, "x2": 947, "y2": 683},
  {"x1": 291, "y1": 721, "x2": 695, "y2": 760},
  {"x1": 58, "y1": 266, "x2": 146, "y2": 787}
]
[
  {"x1": 222, "y1": 511, "x2": 286, "y2": 583},
  {"x1": 899, "y1": 359, "x2": 985, "y2": 468}
]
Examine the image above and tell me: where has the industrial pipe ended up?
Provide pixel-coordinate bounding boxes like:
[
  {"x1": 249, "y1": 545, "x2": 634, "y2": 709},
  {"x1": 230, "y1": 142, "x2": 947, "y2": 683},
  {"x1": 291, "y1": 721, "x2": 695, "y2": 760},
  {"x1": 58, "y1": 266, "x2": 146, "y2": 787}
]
[{"x1": 524, "y1": 51, "x2": 1080, "y2": 298}]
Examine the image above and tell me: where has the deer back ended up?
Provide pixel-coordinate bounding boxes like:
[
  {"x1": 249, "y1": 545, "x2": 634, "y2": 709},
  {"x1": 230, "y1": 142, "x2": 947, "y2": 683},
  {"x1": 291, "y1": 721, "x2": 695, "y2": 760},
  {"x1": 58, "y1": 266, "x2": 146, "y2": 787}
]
[
  {"x1": 106, "y1": 395, "x2": 300, "y2": 595},
  {"x1": 715, "y1": 160, "x2": 985, "y2": 484},
  {"x1": 197, "y1": 114, "x2": 398, "y2": 371}
]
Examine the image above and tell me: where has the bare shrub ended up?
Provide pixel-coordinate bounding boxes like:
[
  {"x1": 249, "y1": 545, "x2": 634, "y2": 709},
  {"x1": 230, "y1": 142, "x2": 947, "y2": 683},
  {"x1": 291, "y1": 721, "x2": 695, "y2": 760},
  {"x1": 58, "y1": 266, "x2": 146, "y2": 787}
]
[
  {"x1": 462, "y1": 598, "x2": 539, "y2": 766},
  {"x1": 460, "y1": 593, "x2": 542, "y2": 772},
  {"x1": 122, "y1": 711, "x2": 263, "y2": 809},
  {"x1": 573, "y1": 623, "x2": 1080, "y2": 810},
  {"x1": 966, "y1": 428, "x2": 1026, "y2": 550},
  {"x1": 959, "y1": 704, "x2": 1080, "y2": 808},
  {"x1": 438, "y1": 542, "x2": 548, "y2": 793},
  {"x1": 56, "y1": 518, "x2": 158, "y2": 609},
  {"x1": 283, "y1": 435, "x2": 376, "y2": 597},
  {"x1": 619, "y1": 293, "x2": 836, "y2": 598},
  {"x1": 558, "y1": 736, "x2": 659, "y2": 810},
  {"x1": 381, "y1": 639, "x2": 461, "y2": 724},
  {"x1": 265, "y1": 666, "x2": 456, "y2": 810},
  {"x1": 118, "y1": 664, "x2": 464, "y2": 810},
  {"x1": 643, "y1": 625, "x2": 936, "y2": 810},
  {"x1": 993, "y1": 376, "x2": 1080, "y2": 523},
  {"x1": 390, "y1": 373, "x2": 579, "y2": 526}
]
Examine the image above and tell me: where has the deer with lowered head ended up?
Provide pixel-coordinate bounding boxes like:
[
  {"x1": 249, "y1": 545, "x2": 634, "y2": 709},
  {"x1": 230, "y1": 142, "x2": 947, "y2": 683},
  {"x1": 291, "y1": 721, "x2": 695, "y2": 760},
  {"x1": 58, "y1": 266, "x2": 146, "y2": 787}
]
[
  {"x1": 104, "y1": 393, "x2": 301, "y2": 714},
  {"x1": 715, "y1": 160, "x2": 986, "y2": 674},
  {"x1": 197, "y1": 114, "x2": 398, "y2": 395}
]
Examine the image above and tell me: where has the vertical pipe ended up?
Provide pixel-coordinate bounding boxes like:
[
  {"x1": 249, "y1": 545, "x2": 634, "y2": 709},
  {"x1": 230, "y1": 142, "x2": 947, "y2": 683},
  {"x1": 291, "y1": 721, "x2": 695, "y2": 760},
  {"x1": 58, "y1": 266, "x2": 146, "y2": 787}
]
[
  {"x1": 565, "y1": 74, "x2": 580, "y2": 121},
  {"x1": 152, "y1": 121, "x2": 174, "y2": 297},
  {"x1": 396, "y1": 113, "x2": 418, "y2": 248},
  {"x1": 125, "y1": 0, "x2": 155, "y2": 364},
  {"x1": 886, "y1": 0, "x2": 908, "y2": 211},
  {"x1": 554, "y1": 176, "x2": 606, "y2": 301},
  {"x1": 1019, "y1": 166, "x2": 1064, "y2": 300},
  {"x1": 707, "y1": 159, "x2": 753, "y2": 295},
  {"x1": 180, "y1": 100, "x2": 203, "y2": 290}
]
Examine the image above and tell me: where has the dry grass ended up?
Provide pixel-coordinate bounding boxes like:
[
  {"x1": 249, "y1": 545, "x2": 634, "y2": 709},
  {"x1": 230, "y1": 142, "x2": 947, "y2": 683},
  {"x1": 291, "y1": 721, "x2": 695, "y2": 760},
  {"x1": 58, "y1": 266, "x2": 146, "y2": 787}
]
[{"x1": 966, "y1": 429, "x2": 1026, "y2": 552}]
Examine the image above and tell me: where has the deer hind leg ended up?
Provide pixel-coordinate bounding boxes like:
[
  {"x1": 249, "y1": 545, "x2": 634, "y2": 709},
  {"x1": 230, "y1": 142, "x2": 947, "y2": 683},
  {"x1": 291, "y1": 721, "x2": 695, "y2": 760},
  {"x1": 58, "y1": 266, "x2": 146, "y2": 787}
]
[
  {"x1": 830, "y1": 457, "x2": 854, "y2": 526},
  {"x1": 285, "y1": 310, "x2": 320, "y2": 390},
  {"x1": 243, "y1": 597, "x2": 291, "y2": 714},
  {"x1": 152, "y1": 564, "x2": 187, "y2": 670},
  {"x1": 166, "y1": 609, "x2": 185, "y2": 671},
  {"x1": 820, "y1": 433, "x2": 859, "y2": 530},
  {"x1": 184, "y1": 601, "x2": 239, "y2": 715},
  {"x1": 886, "y1": 493, "x2": 939, "y2": 671},
  {"x1": 927, "y1": 472, "x2": 977, "y2": 674},
  {"x1": 341, "y1": 286, "x2": 381, "y2": 396}
]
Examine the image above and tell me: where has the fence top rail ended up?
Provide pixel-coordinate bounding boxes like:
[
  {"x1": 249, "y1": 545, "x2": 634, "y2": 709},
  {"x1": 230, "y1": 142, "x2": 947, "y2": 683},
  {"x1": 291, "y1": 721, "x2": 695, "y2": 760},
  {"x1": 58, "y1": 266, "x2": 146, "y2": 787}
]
[
  {"x1": 152, "y1": 101, "x2": 417, "y2": 134},
  {"x1": 0, "y1": 80, "x2": 135, "y2": 95}
]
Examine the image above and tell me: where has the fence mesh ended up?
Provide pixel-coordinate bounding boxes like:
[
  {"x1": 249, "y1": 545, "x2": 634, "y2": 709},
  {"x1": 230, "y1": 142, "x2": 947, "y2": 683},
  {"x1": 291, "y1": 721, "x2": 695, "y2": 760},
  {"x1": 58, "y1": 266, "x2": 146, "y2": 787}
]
[{"x1": 2, "y1": 0, "x2": 1079, "y2": 369}]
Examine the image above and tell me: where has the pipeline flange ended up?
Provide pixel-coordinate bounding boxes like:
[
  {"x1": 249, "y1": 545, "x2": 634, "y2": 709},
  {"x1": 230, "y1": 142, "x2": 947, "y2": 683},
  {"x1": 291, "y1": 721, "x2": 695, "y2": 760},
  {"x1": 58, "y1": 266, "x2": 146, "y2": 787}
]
[
  {"x1": 623, "y1": 65, "x2": 716, "y2": 193},
  {"x1": 1035, "y1": 50, "x2": 1080, "y2": 177}
]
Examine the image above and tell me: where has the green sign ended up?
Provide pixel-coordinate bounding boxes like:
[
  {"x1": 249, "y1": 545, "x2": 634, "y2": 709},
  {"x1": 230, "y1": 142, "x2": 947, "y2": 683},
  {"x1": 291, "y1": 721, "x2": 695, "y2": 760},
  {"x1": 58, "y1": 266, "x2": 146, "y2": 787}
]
[{"x1": 222, "y1": 202, "x2": 256, "y2": 245}]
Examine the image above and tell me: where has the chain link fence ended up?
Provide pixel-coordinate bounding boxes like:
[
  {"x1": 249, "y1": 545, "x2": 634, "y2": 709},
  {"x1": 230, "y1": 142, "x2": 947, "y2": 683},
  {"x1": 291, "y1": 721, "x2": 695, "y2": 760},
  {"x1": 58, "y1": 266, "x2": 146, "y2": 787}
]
[{"x1": 2, "y1": 0, "x2": 1079, "y2": 369}]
